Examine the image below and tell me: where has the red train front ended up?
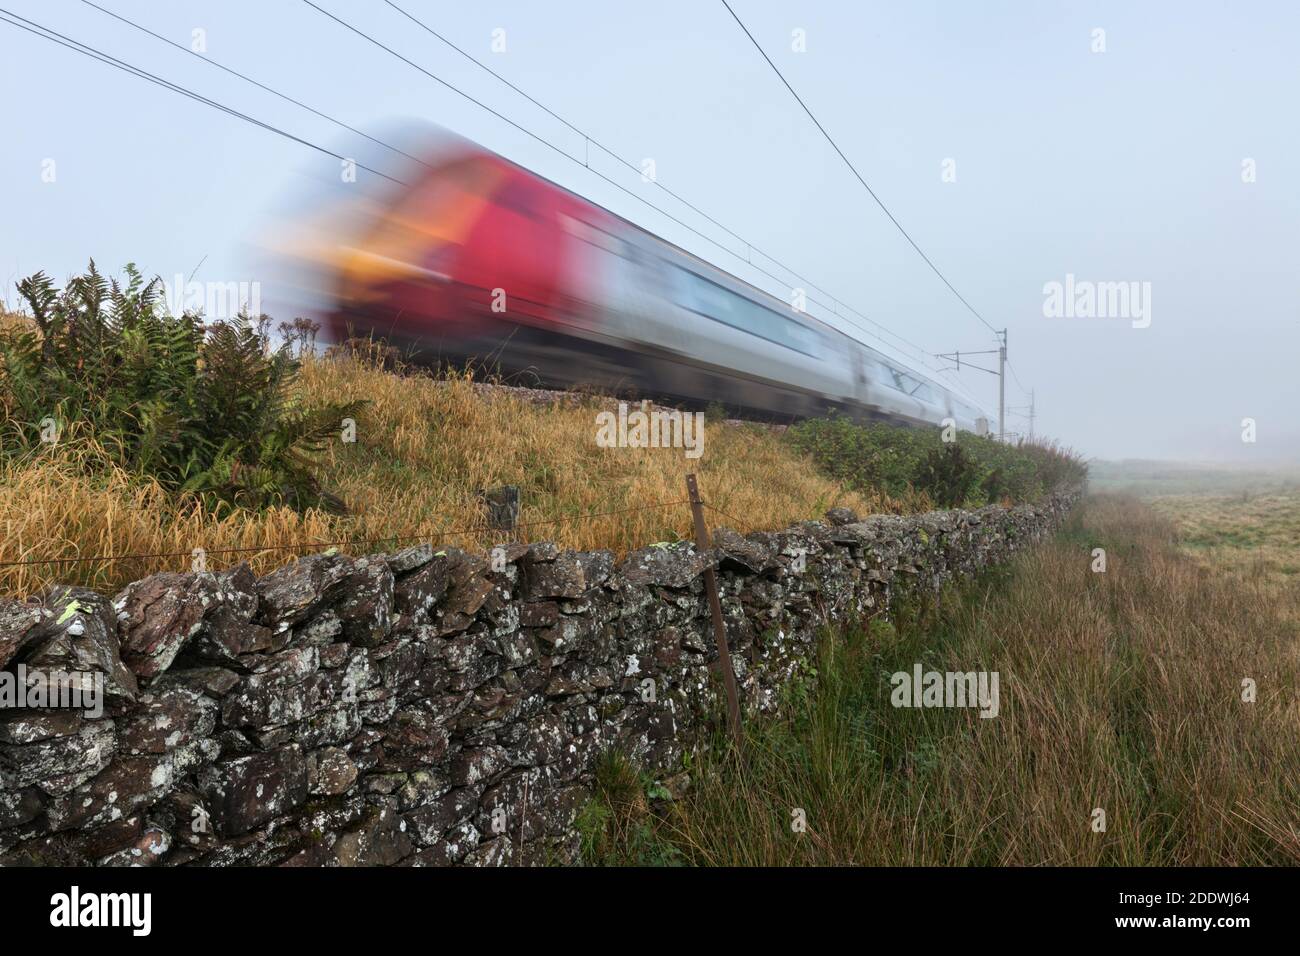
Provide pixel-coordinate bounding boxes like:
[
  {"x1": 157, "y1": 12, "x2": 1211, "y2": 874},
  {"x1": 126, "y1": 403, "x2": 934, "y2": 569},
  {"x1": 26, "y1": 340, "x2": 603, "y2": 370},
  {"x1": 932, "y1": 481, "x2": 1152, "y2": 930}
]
[{"x1": 326, "y1": 145, "x2": 619, "y2": 375}]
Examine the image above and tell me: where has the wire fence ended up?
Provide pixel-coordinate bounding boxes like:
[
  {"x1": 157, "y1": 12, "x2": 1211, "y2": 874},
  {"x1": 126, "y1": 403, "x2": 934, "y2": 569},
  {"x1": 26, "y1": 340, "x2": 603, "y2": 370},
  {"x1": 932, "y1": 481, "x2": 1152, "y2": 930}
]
[
  {"x1": 3, "y1": 470, "x2": 763, "y2": 730},
  {"x1": 0, "y1": 487, "x2": 779, "y2": 600},
  {"x1": 0, "y1": 498, "x2": 709, "y2": 571}
]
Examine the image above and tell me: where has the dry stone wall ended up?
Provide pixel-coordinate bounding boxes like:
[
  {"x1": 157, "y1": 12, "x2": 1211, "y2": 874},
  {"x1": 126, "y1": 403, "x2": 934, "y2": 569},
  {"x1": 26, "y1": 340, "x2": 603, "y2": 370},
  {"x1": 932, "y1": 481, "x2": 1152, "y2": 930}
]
[{"x1": 0, "y1": 490, "x2": 1079, "y2": 866}]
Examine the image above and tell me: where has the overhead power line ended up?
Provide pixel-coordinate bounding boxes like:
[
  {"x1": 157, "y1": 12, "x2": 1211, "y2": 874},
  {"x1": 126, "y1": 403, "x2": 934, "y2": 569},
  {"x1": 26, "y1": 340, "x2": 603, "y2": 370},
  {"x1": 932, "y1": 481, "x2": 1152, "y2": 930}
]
[
  {"x1": 718, "y1": 0, "x2": 1000, "y2": 338},
  {"x1": 7, "y1": 2, "x2": 977, "y2": 402},
  {"x1": 374, "y1": 0, "x2": 936, "y2": 367},
  {"x1": 1006, "y1": 357, "x2": 1031, "y2": 397},
  {"x1": 300, "y1": 0, "x2": 961, "y2": 381},
  {"x1": 78, "y1": 0, "x2": 434, "y2": 172},
  {"x1": 0, "y1": 8, "x2": 403, "y2": 184}
]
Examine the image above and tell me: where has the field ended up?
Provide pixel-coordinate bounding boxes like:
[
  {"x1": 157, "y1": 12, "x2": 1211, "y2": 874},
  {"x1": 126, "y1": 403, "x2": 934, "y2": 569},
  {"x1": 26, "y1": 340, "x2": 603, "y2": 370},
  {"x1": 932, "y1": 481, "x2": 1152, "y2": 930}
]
[
  {"x1": 1088, "y1": 458, "x2": 1300, "y2": 497},
  {"x1": 580, "y1": 493, "x2": 1300, "y2": 865},
  {"x1": 1092, "y1": 457, "x2": 1300, "y2": 585},
  {"x1": 1147, "y1": 491, "x2": 1300, "y2": 585}
]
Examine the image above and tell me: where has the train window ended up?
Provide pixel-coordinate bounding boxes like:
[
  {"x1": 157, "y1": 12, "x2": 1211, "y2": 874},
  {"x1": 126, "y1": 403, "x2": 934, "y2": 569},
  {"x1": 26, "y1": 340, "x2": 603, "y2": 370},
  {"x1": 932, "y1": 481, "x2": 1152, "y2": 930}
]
[
  {"x1": 672, "y1": 268, "x2": 818, "y2": 357},
  {"x1": 879, "y1": 363, "x2": 904, "y2": 392},
  {"x1": 878, "y1": 361, "x2": 932, "y2": 400},
  {"x1": 686, "y1": 274, "x2": 739, "y2": 322}
]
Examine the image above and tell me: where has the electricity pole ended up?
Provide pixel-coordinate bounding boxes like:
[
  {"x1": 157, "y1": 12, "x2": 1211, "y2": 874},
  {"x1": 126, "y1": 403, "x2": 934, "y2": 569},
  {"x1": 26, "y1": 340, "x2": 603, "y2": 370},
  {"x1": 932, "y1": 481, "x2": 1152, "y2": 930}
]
[
  {"x1": 936, "y1": 328, "x2": 1009, "y2": 440},
  {"x1": 997, "y1": 329, "x2": 1007, "y2": 441}
]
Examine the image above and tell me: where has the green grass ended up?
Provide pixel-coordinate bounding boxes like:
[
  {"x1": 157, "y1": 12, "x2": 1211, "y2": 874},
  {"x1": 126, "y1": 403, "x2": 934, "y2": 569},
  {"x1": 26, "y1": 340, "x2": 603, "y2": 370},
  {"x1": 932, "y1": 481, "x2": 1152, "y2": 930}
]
[
  {"x1": 578, "y1": 494, "x2": 1300, "y2": 866},
  {"x1": 1149, "y1": 489, "x2": 1300, "y2": 584},
  {"x1": 788, "y1": 414, "x2": 1086, "y2": 507}
]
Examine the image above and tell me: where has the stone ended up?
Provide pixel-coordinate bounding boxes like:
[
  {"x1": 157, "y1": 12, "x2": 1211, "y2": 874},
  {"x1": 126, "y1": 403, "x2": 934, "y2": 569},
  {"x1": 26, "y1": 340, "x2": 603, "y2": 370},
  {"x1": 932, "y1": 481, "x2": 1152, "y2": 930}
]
[
  {"x1": 190, "y1": 621, "x2": 275, "y2": 664},
  {"x1": 44, "y1": 750, "x2": 182, "y2": 831},
  {"x1": 394, "y1": 552, "x2": 451, "y2": 624},
  {"x1": 309, "y1": 746, "x2": 358, "y2": 796},
  {"x1": 577, "y1": 551, "x2": 615, "y2": 588},
  {"x1": 524, "y1": 552, "x2": 587, "y2": 598},
  {"x1": 518, "y1": 601, "x2": 559, "y2": 628},
  {"x1": 0, "y1": 718, "x2": 116, "y2": 794},
  {"x1": 450, "y1": 745, "x2": 507, "y2": 787},
  {"x1": 444, "y1": 575, "x2": 494, "y2": 617},
  {"x1": 150, "y1": 666, "x2": 240, "y2": 699},
  {"x1": 0, "y1": 600, "x2": 51, "y2": 669},
  {"x1": 712, "y1": 528, "x2": 777, "y2": 574},
  {"x1": 620, "y1": 543, "x2": 712, "y2": 589},
  {"x1": 383, "y1": 708, "x2": 451, "y2": 769},
  {"x1": 824, "y1": 506, "x2": 860, "y2": 527},
  {"x1": 221, "y1": 647, "x2": 321, "y2": 728},
  {"x1": 99, "y1": 825, "x2": 171, "y2": 866},
  {"x1": 253, "y1": 553, "x2": 392, "y2": 643},
  {"x1": 334, "y1": 557, "x2": 394, "y2": 646},
  {"x1": 25, "y1": 587, "x2": 137, "y2": 704},
  {"x1": 403, "y1": 786, "x2": 481, "y2": 846},
  {"x1": 254, "y1": 554, "x2": 348, "y2": 631},
  {"x1": 0, "y1": 709, "x2": 83, "y2": 745},
  {"x1": 524, "y1": 541, "x2": 559, "y2": 563},
  {"x1": 0, "y1": 485, "x2": 1081, "y2": 867},
  {"x1": 197, "y1": 746, "x2": 308, "y2": 837},
  {"x1": 331, "y1": 804, "x2": 413, "y2": 866},
  {"x1": 0, "y1": 787, "x2": 44, "y2": 830},
  {"x1": 384, "y1": 543, "x2": 434, "y2": 575},
  {"x1": 118, "y1": 687, "x2": 217, "y2": 756},
  {"x1": 113, "y1": 564, "x2": 257, "y2": 681}
]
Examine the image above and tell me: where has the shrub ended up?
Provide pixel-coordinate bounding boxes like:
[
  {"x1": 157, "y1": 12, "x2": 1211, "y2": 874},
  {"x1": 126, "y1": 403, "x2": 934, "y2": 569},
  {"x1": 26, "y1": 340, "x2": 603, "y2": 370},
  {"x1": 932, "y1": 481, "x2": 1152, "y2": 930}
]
[
  {"x1": 787, "y1": 413, "x2": 1086, "y2": 507},
  {"x1": 0, "y1": 261, "x2": 364, "y2": 513},
  {"x1": 917, "y1": 442, "x2": 980, "y2": 507}
]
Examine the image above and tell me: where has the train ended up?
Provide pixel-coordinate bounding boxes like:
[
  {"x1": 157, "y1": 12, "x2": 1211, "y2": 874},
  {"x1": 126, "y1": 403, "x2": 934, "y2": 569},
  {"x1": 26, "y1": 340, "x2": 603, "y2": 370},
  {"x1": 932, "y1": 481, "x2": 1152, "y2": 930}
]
[{"x1": 315, "y1": 140, "x2": 990, "y2": 433}]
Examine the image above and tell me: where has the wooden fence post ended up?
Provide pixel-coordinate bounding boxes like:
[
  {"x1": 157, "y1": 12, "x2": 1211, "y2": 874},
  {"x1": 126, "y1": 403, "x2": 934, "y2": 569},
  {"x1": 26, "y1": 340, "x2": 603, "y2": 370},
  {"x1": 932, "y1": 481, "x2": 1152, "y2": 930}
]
[
  {"x1": 480, "y1": 485, "x2": 520, "y2": 533},
  {"x1": 685, "y1": 474, "x2": 743, "y2": 747}
]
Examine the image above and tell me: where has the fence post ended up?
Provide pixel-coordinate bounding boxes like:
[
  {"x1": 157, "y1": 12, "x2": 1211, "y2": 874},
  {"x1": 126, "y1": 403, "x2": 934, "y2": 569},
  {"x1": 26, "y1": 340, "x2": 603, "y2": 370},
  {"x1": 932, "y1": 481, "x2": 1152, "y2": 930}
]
[
  {"x1": 480, "y1": 485, "x2": 520, "y2": 533},
  {"x1": 685, "y1": 474, "x2": 743, "y2": 747}
]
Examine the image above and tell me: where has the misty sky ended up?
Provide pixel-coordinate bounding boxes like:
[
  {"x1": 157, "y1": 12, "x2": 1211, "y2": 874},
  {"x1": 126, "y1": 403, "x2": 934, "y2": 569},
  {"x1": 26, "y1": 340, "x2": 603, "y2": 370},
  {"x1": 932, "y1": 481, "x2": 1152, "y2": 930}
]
[{"x1": 3, "y1": 0, "x2": 1297, "y2": 463}]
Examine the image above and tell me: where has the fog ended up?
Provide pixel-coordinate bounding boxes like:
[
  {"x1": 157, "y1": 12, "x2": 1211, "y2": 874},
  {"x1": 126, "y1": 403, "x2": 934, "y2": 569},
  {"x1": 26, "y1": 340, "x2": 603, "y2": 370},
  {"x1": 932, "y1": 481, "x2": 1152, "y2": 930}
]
[{"x1": 3, "y1": 0, "x2": 1296, "y2": 462}]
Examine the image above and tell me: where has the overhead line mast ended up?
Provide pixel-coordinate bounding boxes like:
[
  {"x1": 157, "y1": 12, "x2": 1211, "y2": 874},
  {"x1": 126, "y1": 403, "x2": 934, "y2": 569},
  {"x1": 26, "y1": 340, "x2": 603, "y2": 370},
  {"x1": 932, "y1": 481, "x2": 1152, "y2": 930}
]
[
  {"x1": 720, "y1": 0, "x2": 1016, "y2": 424},
  {"x1": 935, "y1": 329, "x2": 1010, "y2": 440}
]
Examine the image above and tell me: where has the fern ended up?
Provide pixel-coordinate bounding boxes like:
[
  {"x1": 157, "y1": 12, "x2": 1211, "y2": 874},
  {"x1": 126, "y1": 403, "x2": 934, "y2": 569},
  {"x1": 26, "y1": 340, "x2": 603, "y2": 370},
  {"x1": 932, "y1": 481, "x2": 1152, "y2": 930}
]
[{"x1": 1, "y1": 261, "x2": 365, "y2": 513}]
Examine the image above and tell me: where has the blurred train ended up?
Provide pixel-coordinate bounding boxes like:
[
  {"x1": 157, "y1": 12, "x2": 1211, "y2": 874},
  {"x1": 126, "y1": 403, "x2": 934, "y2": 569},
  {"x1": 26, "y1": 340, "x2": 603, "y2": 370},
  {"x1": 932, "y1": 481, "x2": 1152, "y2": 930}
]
[{"x1": 309, "y1": 140, "x2": 989, "y2": 432}]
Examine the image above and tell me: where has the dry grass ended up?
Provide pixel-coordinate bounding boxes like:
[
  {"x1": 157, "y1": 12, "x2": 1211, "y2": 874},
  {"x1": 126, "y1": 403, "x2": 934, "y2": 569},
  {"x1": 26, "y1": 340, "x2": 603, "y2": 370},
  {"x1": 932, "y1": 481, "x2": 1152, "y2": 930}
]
[
  {"x1": 0, "y1": 350, "x2": 891, "y2": 597},
  {"x1": 584, "y1": 493, "x2": 1300, "y2": 865},
  {"x1": 1149, "y1": 489, "x2": 1300, "y2": 586}
]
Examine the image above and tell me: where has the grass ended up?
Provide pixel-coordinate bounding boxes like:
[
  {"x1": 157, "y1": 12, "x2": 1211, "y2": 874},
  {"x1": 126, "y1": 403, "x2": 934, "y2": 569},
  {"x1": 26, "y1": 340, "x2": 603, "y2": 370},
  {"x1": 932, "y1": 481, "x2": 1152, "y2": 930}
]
[
  {"x1": 0, "y1": 273, "x2": 1080, "y2": 598},
  {"x1": 1088, "y1": 458, "x2": 1300, "y2": 497},
  {"x1": 0, "y1": 346, "x2": 895, "y2": 596},
  {"x1": 579, "y1": 493, "x2": 1300, "y2": 866},
  {"x1": 1148, "y1": 489, "x2": 1300, "y2": 585}
]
